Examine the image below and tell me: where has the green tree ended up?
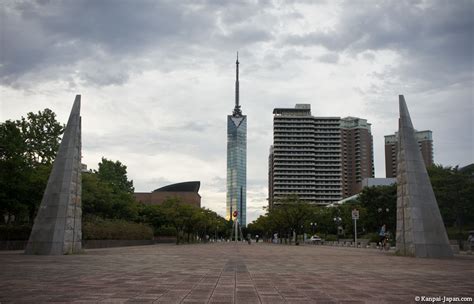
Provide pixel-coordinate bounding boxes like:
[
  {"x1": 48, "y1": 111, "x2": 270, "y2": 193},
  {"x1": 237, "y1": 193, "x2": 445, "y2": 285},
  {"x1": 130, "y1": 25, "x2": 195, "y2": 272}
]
[
  {"x1": 146, "y1": 198, "x2": 228, "y2": 244},
  {"x1": 82, "y1": 170, "x2": 138, "y2": 221},
  {"x1": 0, "y1": 121, "x2": 30, "y2": 223},
  {"x1": 82, "y1": 172, "x2": 115, "y2": 219},
  {"x1": 271, "y1": 195, "x2": 313, "y2": 245},
  {"x1": 311, "y1": 207, "x2": 336, "y2": 237},
  {"x1": 0, "y1": 109, "x2": 64, "y2": 223},
  {"x1": 160, "y1": 198, "x2": 191, "y2": 244},
  {"x1": 18, "y1": 109, "x2": 64, "y2": 166},
  {"x1": 428, "y1": 164, "x2": 474, "y2": 233},
  {"x1": 97, "y1": 157, "x2": 135, "y2": 193},
  {"x1": 208, "y1": 210, "x2": 228, "y2": 241},
  {"x1": 331, "y1": 204, "x2": 369, "y2": 239},
  {"x1": 82, "y1": 157, "x2": 138, "y2": 221},
  {"x1": 24, "y1": 163, "x2": 53, "y2": 221},
  {"x1": 357, "y1": 184, "x2": 397, "y2": 233},
  {"x1": 138, "y1": 204, "x2": 168, "y2": 234},
  {"x1": 193, "y1": 208, "x2": 217, "y2": 242},
  {"x1": 247, "y1": 214, "x2": 268, "y2": 239}
]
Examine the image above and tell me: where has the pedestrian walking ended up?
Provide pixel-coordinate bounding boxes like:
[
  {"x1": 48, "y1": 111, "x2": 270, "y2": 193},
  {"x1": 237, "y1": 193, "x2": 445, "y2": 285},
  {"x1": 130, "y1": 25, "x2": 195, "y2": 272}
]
[
  {"x1": 379, "y1": 224, "x2": 386, "y2": 247},
  {"x1": 467, "y1": 231, "x2": 474, "y2": 253}
]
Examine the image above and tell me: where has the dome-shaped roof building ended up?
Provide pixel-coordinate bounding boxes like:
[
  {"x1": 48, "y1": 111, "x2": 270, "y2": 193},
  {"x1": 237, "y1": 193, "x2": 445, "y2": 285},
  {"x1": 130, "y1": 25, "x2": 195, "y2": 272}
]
[{"x1": 134, "y1": 181, "x2": 201, "y2": 208}]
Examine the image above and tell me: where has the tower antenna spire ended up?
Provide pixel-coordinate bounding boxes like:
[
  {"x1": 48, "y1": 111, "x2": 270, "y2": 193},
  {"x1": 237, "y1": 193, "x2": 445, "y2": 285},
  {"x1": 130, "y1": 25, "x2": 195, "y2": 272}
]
[{"x1": 233, "y1": 52, "x2": 242, "y2": 116}]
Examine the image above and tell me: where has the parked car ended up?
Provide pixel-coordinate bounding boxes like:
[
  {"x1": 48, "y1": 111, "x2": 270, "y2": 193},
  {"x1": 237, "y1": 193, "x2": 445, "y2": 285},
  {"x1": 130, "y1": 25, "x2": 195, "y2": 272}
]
[{"x1": 306, "y1": 235, "x2": 322, "y2": 244}]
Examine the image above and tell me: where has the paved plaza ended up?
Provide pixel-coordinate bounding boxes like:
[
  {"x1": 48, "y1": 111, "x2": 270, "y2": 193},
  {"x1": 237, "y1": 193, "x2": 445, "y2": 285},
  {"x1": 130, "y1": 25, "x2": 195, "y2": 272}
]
[{"x1": 0, "y1": 243, "x2": 473, "y2": 303}]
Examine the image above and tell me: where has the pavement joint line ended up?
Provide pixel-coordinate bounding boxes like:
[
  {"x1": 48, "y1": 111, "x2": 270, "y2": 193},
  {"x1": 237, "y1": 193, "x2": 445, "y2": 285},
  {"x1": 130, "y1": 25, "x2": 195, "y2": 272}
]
[
  {"x1": 206, "y1": 261, "x2": 225, "y2": 304},
  {"x1": 179, "y1": 269, "x2": 210, "y2": 303},
  {"x1": 233, "y1": 258, "x2": 237, "y2": 304}
]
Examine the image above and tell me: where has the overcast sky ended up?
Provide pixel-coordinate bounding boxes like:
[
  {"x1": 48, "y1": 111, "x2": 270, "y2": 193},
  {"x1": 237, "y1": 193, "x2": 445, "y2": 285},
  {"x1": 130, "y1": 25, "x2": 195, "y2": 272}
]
[{"x1": 1, "y1": 0, "x2": 473, "y2": 223}]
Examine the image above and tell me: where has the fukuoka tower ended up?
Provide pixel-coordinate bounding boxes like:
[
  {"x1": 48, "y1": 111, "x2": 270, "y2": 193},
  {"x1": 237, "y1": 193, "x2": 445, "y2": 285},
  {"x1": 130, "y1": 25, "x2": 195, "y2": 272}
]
[{"x1": 226, "y1": 53, "x2": 247, "y2": 226}]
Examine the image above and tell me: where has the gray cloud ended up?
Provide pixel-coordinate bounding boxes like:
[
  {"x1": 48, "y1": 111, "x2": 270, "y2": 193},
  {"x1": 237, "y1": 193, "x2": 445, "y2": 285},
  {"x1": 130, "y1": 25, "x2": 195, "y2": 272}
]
[
  {"x1": 207, "y1": 176, "x2": 226, "y2": 193},
  {"x1": 84, "y1": 122, "x2": 225, "y2": 161},
  {"x1": 318, "y1": 53, "x2": 339, "y2": 64},
  {"x1": 284, "y1": 0, "x2": 473, "y2": 88},
  {"x1": 0, "y1": 0, "x2": 275, "y2": 87},
  {"x1": 217, "y1": 27, "x2": 273, "y2": 46}
]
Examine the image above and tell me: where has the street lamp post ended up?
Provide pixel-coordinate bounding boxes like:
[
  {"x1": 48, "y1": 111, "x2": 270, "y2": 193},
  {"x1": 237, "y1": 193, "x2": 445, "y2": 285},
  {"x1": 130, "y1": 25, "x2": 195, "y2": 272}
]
[
  {"x1": 299, "y1": 224, "x2": 304, "y2": 245},
  {"x1": 333, "y1": 217, "x2": 342, "y2": 242},
  {"x1": 377, "y1": 207, "x2": 390, "y2": 228},
  {"x1": 310, "y1": 222, "x2": 317, "y2": 236}
]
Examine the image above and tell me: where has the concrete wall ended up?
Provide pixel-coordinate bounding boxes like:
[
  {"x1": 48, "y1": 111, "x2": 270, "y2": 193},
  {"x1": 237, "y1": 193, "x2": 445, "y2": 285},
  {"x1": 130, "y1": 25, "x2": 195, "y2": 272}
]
[
  {"x1": 1, "y1": 240, "x2": 155, "y2": 250},
  {"x1": 0, "y1": 240, "x2": 28, "y2": 250},
  {"x1": 83, "y1": 240, "x2": 154, "y2": 249}
]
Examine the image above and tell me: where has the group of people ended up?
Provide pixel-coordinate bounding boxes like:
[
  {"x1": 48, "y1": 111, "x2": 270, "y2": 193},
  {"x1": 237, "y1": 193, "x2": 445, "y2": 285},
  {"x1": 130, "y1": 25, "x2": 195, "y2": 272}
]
[
  {"x1": 245, "y1": 234, "x2": 260, "y2": 244},
  {"x1": 378, "y1": 225, "x2": 474, "y2": 252}
]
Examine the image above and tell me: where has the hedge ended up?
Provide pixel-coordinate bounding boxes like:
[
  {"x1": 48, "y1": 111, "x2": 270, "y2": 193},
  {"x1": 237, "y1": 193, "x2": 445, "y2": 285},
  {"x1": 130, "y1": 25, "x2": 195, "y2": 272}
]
[
  {"x1": 0, "y1": 225, "x2": 32, "y2": 240},
  {"x1": 83, "y1": 219, "x2": 153, "y2": 240}
]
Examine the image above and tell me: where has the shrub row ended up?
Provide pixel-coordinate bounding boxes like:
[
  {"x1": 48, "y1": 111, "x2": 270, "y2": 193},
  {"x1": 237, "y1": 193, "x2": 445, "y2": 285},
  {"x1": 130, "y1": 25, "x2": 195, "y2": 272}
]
[
  {"x1": 83, "y1": 219, "x2": 153, "y2": 240},
  {"x1": 0, "y1": 225, "x2": 32, "y2": 240},
  {"x1": 154, "y1": 226, "x2": 177, "y2": 237}
]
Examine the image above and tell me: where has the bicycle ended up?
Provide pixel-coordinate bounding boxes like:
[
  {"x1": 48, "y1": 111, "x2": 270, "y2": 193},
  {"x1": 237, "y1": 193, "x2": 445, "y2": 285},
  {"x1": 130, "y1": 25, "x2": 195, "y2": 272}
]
[{"x1": 380, "y1": 232, "x2": 391, "y2": 251}]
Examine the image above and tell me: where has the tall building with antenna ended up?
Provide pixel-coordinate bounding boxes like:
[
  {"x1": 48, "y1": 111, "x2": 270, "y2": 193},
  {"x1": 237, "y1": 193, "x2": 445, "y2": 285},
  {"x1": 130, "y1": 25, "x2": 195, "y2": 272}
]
[{"x1": 226, "y1": 53, "x2": 247, "y2": 226}]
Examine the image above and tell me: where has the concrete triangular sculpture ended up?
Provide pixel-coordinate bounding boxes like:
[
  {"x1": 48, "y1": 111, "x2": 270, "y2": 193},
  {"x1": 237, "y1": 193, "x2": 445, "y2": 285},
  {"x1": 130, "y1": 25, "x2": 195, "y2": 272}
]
[
  {"x1": 396, "y1": 95, "x2": 452, "y2": 257},
  {"x1": 25, "y1": 95, "x2": 82, "y2": 255}
]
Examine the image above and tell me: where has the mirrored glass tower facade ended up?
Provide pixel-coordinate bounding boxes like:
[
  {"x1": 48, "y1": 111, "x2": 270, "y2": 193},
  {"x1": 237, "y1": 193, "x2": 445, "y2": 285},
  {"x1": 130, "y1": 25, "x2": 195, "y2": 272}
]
[{"x1": 226, "y1": 54, "x2": 247, "y2": 226}]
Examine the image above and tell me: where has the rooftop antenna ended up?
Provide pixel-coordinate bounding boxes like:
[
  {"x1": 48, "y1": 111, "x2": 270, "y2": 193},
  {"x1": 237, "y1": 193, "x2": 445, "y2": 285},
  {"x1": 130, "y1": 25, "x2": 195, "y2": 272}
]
[{"x1": 233, "y1": 52, "x2": 242, "y2": 117}]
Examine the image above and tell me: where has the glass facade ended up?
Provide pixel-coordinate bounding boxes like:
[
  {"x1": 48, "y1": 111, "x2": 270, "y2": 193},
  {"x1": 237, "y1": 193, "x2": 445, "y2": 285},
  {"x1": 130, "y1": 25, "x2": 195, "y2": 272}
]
[{"x1": 226, "y1": 115, "x2": 247, "y2": 226}]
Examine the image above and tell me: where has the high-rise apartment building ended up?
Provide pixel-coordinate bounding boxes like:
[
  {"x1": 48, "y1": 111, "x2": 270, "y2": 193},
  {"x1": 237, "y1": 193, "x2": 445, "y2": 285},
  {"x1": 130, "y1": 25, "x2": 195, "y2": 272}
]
[
  {"x1": 314, "y1": 116, "x2": 343, "y2": 203},
  {"x1": 226, "y1": 54, "x2": 247, "y2": 226},
  {"x1": 385, "y1": 130, "x2": 433, "y2": 178},
  {"x1": 268, "y1": 105, "x2": 374, "y2": 207},
  {"x1": 269, "y1": 104, "x2": 342, "y2": 206},
  {"x1": 268, "y1": 145, "x2": 274, "y2": 208},
  {"x1": 341, "y1": 117, "x2": 374, "y2": 197}
]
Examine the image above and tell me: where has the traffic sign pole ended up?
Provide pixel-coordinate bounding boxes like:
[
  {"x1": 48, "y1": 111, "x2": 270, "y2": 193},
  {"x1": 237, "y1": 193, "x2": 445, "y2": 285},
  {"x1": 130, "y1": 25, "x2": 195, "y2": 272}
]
[
  {"x1": 233, "y1": 210, "x2": 239, "y2": 243},
  {"x1": 352, "y1": 209, "x2": 359, "y2": 248},
  {"x1": 354, "y1": 218, "x2": 357, "y2": 248}
]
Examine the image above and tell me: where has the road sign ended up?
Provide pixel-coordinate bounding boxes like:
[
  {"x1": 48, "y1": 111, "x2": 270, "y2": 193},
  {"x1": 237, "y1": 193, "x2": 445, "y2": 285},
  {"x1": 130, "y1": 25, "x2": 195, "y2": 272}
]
[
  {"x1": 233, "y1": 210, "x2": 238, "y2": 217},
  {"x1": 352, "y1": 209, "x2": 359, "y2": 220}
]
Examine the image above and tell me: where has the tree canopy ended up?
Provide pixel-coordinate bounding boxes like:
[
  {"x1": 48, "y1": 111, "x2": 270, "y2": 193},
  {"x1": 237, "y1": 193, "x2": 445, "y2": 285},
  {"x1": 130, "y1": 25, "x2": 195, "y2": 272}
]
[
  {"x1": 248, "y1": 166, "x2": 474, "y2": 243},
  {"x1": 428, "y1": 164, "x2": 474, "y2": 232},
  {"x1": 18, "y1": 109, "x2": 64, "y2": 166},
  {"x1": 97, "y1": 157, "x2": 135, "y2": 193},
  {"x1": 0, "y1": 110, "x2": 64, "y2": 223},
  {"x1": 82, "y1": 158, "x2": 138, "y2": 221},
  {"x1": 138, "y1": 198, "x2": 228, "y2": 244}
]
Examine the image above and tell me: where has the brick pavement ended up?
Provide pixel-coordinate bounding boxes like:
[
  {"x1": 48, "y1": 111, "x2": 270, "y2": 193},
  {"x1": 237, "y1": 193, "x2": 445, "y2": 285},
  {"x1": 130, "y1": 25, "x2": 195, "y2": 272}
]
[{"x1": 0, "y1": 243, "x2": 473, "y2": 303}]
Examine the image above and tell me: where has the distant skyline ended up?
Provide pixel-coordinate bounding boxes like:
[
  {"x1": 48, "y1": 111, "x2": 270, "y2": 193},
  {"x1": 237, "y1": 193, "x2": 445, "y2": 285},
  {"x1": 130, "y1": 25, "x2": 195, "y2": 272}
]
[{"x1": 1, "y1": 1, "x2": 473, "y2": 223}]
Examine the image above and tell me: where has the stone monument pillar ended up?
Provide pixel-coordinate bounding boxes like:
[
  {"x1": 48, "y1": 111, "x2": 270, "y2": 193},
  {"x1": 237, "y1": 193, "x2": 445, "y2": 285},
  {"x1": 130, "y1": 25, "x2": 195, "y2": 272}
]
[
  {"x1": 396, "y1": 95, "x2": 452, "y2": 258},
  {"x1": 25, "y1": 95, "x2": 82, "y2": 255}
]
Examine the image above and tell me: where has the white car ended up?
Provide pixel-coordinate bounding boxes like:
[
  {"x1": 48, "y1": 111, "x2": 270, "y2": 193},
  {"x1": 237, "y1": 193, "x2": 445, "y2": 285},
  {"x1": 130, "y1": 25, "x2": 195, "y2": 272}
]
[{"x1": 306, "y1": 235, "x2": 322, "y2": 244}]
